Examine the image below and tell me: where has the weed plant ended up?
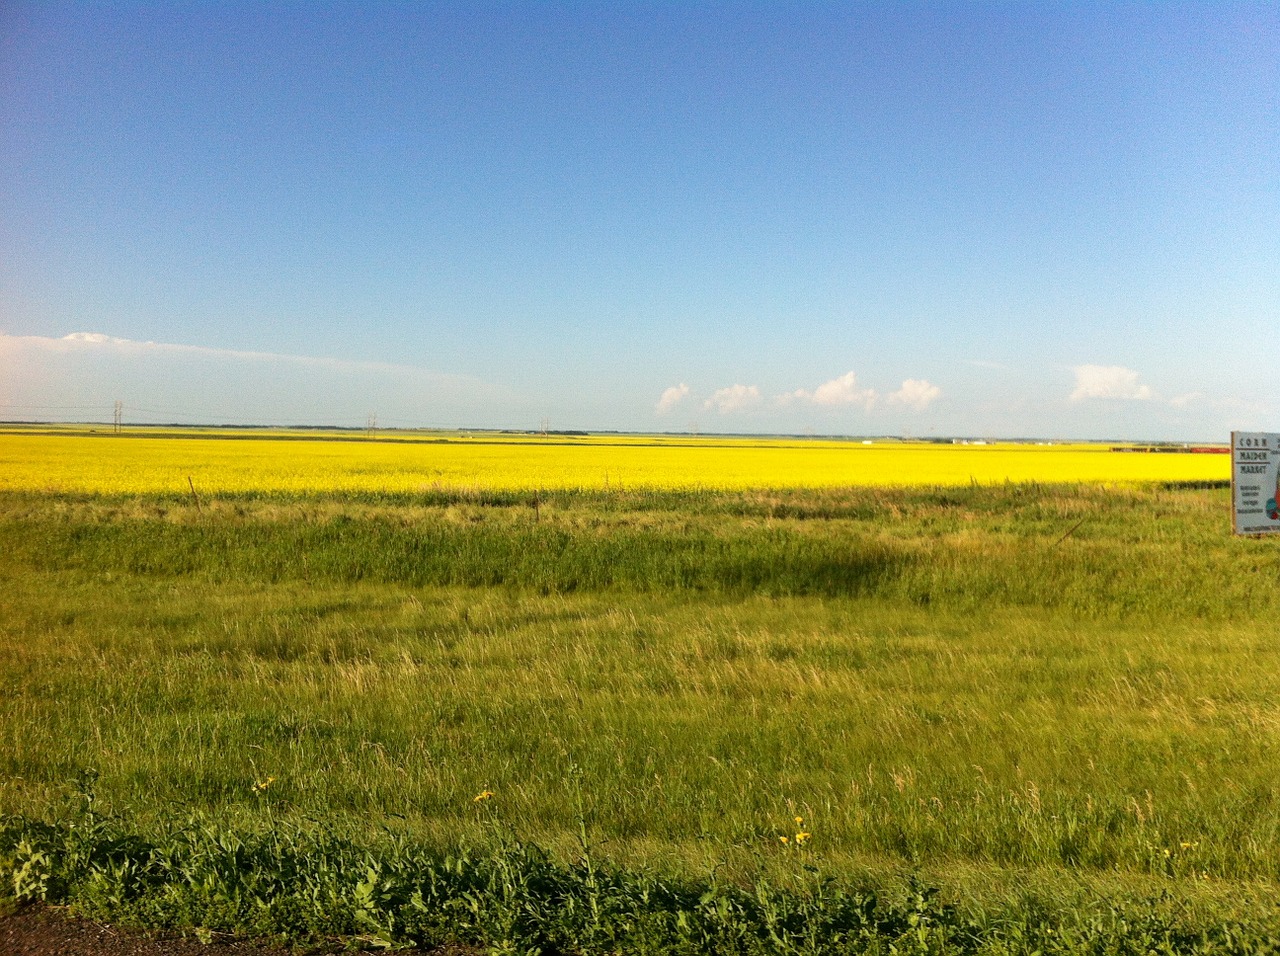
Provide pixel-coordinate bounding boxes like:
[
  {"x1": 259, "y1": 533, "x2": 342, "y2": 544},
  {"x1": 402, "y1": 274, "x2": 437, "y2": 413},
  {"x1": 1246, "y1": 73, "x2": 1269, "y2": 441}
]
[{"x1": 4, "y1": 774, "x2": 1280, "y2": 953}]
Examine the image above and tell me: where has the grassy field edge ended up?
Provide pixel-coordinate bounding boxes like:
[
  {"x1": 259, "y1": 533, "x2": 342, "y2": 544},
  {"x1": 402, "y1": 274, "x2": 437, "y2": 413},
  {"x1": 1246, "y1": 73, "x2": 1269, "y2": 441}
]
[{"x1": 5, "y1": 788, "x2": 1280, "y2": 955}]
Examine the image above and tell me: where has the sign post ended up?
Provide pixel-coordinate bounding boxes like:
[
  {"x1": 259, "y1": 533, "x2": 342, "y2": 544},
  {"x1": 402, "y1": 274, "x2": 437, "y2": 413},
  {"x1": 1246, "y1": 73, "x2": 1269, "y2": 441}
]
[{"x1": 1232, "y1": 432, "x2": 1280, "y2": 535}]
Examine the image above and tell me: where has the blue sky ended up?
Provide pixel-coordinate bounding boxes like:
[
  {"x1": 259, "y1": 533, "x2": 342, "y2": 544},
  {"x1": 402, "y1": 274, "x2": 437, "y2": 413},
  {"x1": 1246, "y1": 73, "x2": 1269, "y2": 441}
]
[{"x1": 1, "y1": 2, "x2": 1276, "y2": 438}]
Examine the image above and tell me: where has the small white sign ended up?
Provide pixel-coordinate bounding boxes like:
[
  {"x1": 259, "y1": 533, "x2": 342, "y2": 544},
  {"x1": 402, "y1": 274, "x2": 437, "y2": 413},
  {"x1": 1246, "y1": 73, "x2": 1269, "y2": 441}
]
[{"x1": 1232, "y1": 432, "x2": 1280, "y2": 535}]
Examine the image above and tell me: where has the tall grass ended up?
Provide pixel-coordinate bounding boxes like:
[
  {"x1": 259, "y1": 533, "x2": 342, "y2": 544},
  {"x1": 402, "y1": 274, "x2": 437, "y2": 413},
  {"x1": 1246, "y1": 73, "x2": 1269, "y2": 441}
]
[
  {"x1": 3, "y1": 484, "x2": 1279, "y2": 949},
  {"x1": 0, "y1": 483, "x2": 1264, "y2": 617},
  {"x1": 6, "y1": 782, "x2": 1279, "y2": 954}
]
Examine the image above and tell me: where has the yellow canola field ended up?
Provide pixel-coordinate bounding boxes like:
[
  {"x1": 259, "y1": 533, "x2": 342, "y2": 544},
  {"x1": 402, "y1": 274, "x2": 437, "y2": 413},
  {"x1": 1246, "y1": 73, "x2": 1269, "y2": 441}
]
[{"x1": 0, "y1": 428, "x2": 1229, "y2": 495}]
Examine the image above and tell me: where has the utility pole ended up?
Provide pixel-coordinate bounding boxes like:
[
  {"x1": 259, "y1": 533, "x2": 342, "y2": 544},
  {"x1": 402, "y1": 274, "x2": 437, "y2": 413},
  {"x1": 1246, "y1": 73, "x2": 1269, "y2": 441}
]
[
  {"x1": 366, "y1": 412, "x2": 377, "y2": 439},
  {"x1": 540, "y1": 417, "x2": 550, "y2": 436},
  {"x1": 113, "y1": 400, "x2": 123, "y2": 434}
]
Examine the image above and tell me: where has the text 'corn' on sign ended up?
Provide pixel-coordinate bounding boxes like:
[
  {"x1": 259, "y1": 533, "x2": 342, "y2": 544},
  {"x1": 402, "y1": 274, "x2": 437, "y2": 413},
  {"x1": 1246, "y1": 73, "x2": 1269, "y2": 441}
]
[{"x1": 1232, "y1": 432, "x2": 1280, "y2": 535}]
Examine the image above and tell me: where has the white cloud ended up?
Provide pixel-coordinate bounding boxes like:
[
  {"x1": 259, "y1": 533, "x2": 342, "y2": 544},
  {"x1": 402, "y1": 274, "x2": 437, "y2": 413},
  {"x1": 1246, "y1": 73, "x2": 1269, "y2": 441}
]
[
  {"x1": 784, "y1": 371, "x2": 877, "y2": 410},
  {"x1": 1070, "y1": 365, "x2": 1154, "y2": 402},
  {"x1": 704, "y1": 384, "x2": 760, "y2": 413},
  {"x1": 31, "y1": 330, "x2": 410, "y2": 374},
  {"x1": 656, "y1": 383, "x2": 690, "y2": 414},
  {"x1": 888, "y1": 378, "x2": 941, "y2": 411},
  {"x1": 0, "y1": 331, "x2": 502, "y2": 427},
  {"x1": 62, "y1": 332, "x2": 132, "y2": 345}
]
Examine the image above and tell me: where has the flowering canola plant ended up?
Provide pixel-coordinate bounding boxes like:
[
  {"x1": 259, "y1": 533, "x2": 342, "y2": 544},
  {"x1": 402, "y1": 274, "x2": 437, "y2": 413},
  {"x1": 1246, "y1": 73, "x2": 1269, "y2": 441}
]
[{"x1": 0, "y1": 428, "x2": 1229, "y2": 495}]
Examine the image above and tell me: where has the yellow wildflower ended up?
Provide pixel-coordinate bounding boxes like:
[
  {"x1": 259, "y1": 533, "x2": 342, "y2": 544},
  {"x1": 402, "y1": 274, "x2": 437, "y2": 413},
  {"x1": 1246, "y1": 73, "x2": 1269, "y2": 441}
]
[{"x1": 473, "y1": 790, "x2": 495, "y2": 803}]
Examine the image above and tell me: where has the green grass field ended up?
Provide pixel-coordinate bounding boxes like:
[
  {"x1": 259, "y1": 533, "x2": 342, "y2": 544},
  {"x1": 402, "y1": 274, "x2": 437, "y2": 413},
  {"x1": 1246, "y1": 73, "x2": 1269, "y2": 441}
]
[{"x1": 4, "y1": 481, "x2": 1280, "y2": 953}]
